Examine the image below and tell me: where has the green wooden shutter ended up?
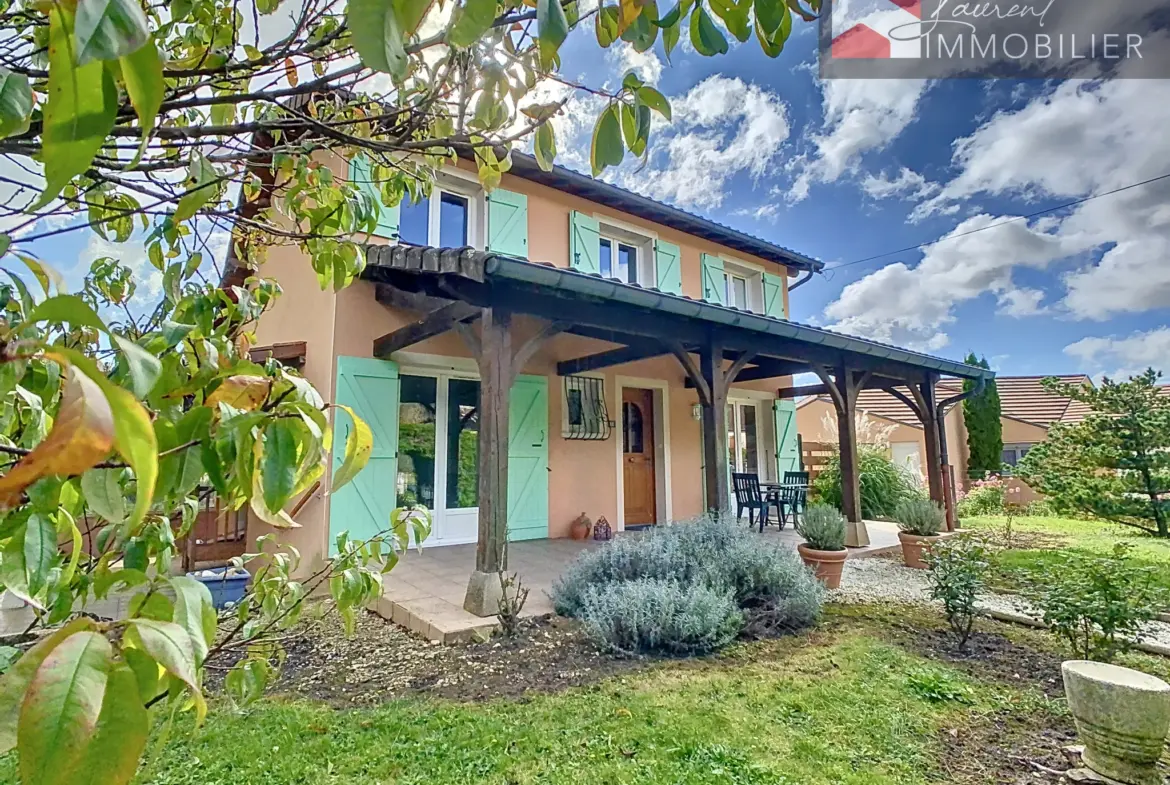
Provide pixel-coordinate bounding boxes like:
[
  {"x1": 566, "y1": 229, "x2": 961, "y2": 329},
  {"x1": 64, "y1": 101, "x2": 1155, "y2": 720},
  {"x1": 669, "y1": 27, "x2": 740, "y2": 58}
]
[
  {"x1": 774, "y1": 399, "x2": 800, "y2": 477},
  {"x1": 654, "y1": 240, "x2": 682, "y2": 294},
  {"x1": 348, "y1": 155, "x2": 399, "y2": 239},
  {"x1": 762, "y1": 272, "x2": 785, "y2": 319},
  {"x1": 330, "y1": 356, "x2": 400, "y2": 553},
  {"x1": 569, "y1": 211, "x2": 601, "y2": 275},
  {"x1": 701, "y1": 253, "x2": 726, "y2": 304},
  {"x1": 507, "y1": 375, "x2": 549, "y2": 542},
  {"x1": 486, "y1": 188, "x2": 529, "y2": 257}
]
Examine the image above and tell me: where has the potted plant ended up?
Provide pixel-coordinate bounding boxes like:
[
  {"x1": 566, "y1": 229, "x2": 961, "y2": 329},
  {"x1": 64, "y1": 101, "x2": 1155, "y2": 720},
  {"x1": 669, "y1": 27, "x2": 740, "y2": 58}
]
[
  {"x1": 796, "y1": 504, "x2": 848, "y2": 589},
  {"x1": 895, "y1": 498, "x2": 945, "y2": 569}
]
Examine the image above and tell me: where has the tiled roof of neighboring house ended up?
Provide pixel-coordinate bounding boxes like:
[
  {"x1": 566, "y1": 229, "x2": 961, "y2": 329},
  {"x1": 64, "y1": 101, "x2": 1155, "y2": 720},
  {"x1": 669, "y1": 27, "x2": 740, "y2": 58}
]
[{"x1": 797, "y1": 374, "x2": 1098, "y2": 429}]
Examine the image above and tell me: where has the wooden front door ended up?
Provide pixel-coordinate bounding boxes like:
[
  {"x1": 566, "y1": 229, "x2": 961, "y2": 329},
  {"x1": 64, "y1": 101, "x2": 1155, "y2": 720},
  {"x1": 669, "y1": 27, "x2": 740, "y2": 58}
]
[{"x1": 622, "y1": 388, "x2": 657, "y2": 525}]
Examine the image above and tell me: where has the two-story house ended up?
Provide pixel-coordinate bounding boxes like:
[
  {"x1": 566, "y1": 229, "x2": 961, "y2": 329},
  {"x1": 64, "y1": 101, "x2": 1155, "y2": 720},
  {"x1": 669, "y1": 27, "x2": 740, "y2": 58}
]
[{"x1": 226, "y1": 150, "x2": 992, "y2": 616}]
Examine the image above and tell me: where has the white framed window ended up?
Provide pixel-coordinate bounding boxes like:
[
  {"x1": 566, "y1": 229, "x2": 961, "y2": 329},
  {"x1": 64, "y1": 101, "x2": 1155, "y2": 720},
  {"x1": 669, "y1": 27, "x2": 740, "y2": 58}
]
[
  {"x1": 722, "y1": 261, "x2": 763, "y2": 312},
  {"x1": 398, "y1": 175, "x2": 484, "y2": 249},
  {"x1": 597, "y1": 220, "x2": 655, "y2": 285},
  {"x1": 1001, "y1": 443, "x2": 1034, "y2": 472}
]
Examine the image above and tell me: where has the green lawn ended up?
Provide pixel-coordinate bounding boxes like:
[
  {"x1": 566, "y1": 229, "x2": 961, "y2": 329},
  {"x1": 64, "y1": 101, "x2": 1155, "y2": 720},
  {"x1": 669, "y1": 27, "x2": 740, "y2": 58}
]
[
  {"x1": 0, "y1": 614, "x2": 1066, "y2": 785},
  {"x1": 962, "y1": 515, "x2": 1170, "y2": 595}
]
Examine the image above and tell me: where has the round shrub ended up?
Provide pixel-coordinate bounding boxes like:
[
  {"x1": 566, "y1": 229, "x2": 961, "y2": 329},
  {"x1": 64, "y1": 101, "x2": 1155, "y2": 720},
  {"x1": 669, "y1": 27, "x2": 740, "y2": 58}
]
[
  {"x1": 811, "y1": 445, "x2": 921, "y2": 519},
  {"x1": 894, "y1": 498, "x2": 945, "y2": 536},
  {"x1": 552, "y1": 516, "x2": 825, "y2": 653},
  {"x1": 796, "y1": 504, "x2": 847, "y2": 551},
  {"x1": 578, "y1": 578, "x2": 743, "y2": 656},
  {"x1": 956, "y1": 477, "x2": 1006, "y2": 517}
]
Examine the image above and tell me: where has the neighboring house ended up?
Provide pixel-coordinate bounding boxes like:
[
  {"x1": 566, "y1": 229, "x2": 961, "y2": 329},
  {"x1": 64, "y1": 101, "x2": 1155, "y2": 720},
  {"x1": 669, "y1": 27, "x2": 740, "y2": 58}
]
[
  {"x1": 227, "y1": 149, "x2": 991, "y2": 614},
  {"x1": 795, "y1": 374, "x2": 1095, "y2": 489}
]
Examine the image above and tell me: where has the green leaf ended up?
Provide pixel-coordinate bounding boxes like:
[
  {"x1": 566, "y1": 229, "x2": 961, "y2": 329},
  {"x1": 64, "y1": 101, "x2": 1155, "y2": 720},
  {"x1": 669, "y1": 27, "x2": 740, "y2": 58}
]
[
  {"x1": 0, "y1": 618, "x2": 96, "y2": 755},
  {"x1": 448, "y1": 0, "x2": 498, "y2": 48},
  {"x1": 331, "y1": 404, "x2": 372, "y2": 492},
  {"x1": 662, "y1": 18, "x2": 680, "y2": 59},
  {"x1": 537, "y1": 0, "x2": 570, "y2": 66},
  {"x1": 173, "y1": 153, "x2": 221, "y2": 223},
  {"x1": 0, "y1": 68, "x2": 32, "y2": 140},
  {"x1": 754, "y1": 0, "x2": 785, "y2": 38},
  {"x1": 24, "y1": 294, "x2": 107, "y2": 331},
  {"x1": 261, "y1": 419, "x2": 299, "y2": 513},
  {"x1": 590, "y1": 103, "x2": 624, "y2": 176},
  {"x1": 620, "y1": 102, "x2": 651, "y2": 157},
  {"x1": 595, "y1": 4, "x2": 620, "y2": 46},
  {"x1": 80, "y1": 468, "x2": 125, "y2": 523},
  {"x1": 33, "y1": 2, "x2": 120, "y2": 210},
  {"x1": 18, "y1": 631, "x2": 113, "y2": 785},
  {"x1": 534, "y1": 122, "x2": 557, "y2": 172},
  {"x1": 709, "y1": 0, "x2": 750, "y2": 41},
  {"x1": 393, "y1": 0, "x2": 433, "y2": 34},
  {"x1": 74, "y1": 0, "x2": 150, "y2": 64},
  {"x1": 754, "y1": 0, "x2": 790, "y2": 55},
  {"x1": 111, "y1": 334, "x2": 160, "y2": 398},
  {"x1": 74, "y1": 662, "x2": 149, "y2": 785},
  {"x1": 690, "y1": 6, "x2": 729, "y2": 54},
  {"x1": 119, "y1": 39, "x2": 164, "y2": 167},
  {"x1": 22, "y1": 513, "x2": 56, "y2": 598},
  {"x1": 637, "y1": 85, "x2": 671, "y2": 120},
  {"x1": 125, "y1": 620, "x2": 202, "y2": 721},
  {"x1": 170, "y1": 576, "x2": 217, "y2": 665},
  {"x1": 348, "y1": 0, "x2": 409, "y2": 78}
]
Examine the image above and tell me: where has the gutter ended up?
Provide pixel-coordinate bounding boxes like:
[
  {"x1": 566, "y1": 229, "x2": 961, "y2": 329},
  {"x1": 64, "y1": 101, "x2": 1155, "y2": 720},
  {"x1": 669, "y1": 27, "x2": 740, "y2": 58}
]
[
  {"x1": 787, "y1": 268, "x2": 817, "y2": 292},
  {"x1": 935, "y1": 376, "x2": 985, "y2": 466}
]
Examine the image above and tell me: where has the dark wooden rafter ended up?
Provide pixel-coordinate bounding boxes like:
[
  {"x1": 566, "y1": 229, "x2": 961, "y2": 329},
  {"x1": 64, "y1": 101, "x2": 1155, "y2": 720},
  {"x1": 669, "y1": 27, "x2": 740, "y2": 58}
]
[
  {"x1": 669, "y1": 341, "x2": 710, "y2": 406},
  {"x1": 557, "y1": 342, "x2": 671, "y2": 377},
  {"x1": 372, "y1": 300, "x2": 480, "y2": 358},
  {"x1": 909, "y1": 377, "x2": 947, "y2": 512},
  {"x1": 512, "y1": 320, "x2": 569, "y2": 379}
]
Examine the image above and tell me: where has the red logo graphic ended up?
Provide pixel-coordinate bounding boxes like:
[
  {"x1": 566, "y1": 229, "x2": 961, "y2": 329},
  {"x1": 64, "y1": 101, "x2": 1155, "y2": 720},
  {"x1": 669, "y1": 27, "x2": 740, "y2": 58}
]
[{"x1": 831, "y1": 0, "x2": 923, "y2": 59}]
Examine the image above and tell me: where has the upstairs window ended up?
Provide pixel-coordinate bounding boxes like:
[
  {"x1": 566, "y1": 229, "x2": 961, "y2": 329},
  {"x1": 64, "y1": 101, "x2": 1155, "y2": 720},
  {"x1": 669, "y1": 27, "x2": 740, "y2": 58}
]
[
  {"x1": 597, "y1": 221, "x2": 655, "y2": 285},
  {"x1": 398, "y1": 179, "x2": 480, "y2": 248},
  {"x1": 722, "y1": 261, "x2": 763, "y2": 312},
  {"x1": 599, "y1": 238, "x2": 642, "y2": 284}
]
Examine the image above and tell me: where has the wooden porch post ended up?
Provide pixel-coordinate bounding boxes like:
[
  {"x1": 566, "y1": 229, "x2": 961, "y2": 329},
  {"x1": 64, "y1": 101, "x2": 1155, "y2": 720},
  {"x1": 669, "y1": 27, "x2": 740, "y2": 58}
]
[
  {"x1": 457, "y1": 310, "x2": 565, "y2": 616},
  {"x1": 911, "y1": 377, "x2": 946, "y2": 511},
  {"x1": 814, "y1": 364, "x2": 870, "y2": 547},
  {"x1": 700, "y1": 341, "x2": 730, "y2": 515}
]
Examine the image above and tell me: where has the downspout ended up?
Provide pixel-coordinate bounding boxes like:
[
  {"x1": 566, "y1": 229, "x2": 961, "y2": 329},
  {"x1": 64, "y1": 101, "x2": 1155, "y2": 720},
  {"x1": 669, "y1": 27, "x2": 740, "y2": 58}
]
[
  {"x1": 934, "y1": 375, "x2": 988, "y2": 530},
  {"x1": 787, "y1": 268, "x2": 817, "y2": 292}
]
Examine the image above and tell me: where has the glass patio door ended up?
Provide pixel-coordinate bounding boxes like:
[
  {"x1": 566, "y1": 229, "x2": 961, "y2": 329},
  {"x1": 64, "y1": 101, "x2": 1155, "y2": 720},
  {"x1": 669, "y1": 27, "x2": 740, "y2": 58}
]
[
  {"x1": 728, "y1": 401, "x2": 760, "y2": 476},
  {"x1": 396, "y1": 373, "x2": 480, "y2": 545}
]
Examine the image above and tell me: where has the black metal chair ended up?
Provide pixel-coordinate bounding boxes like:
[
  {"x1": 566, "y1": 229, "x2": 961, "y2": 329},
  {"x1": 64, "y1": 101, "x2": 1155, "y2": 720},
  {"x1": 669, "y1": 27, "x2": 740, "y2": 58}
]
[
  {"x1": 782, "y1": 471, "x2": 810, "y2": 521},
  {"x1": 732, "y1": 473, "x2": 771, "y2": 530},
  {"x1": 775, "y1": 482, "x2": 808, "y2": 529}
]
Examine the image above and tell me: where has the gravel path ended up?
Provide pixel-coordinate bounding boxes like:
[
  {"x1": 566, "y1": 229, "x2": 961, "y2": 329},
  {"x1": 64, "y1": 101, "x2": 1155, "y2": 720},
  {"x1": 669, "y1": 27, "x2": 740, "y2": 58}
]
[{"x1": 832, "y1": 555, "x2": 1170, "y2": 650}]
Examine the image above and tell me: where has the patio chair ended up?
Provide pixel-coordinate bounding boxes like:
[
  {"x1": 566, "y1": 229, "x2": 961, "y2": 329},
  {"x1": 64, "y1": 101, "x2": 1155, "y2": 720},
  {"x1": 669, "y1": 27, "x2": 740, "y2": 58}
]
[
  {"x1": 782, "y1": 471, "x2": 810, "y2": 518},
  {"x1": 774, "y1": 483, "x2": 807, "y2": 530},
  {"x1": 732, "y1": 473, "x2": 771, "y2": 530}
]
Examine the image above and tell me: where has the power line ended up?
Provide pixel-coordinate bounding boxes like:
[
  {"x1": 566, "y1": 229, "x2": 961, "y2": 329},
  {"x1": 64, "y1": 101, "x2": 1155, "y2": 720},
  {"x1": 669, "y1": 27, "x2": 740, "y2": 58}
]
[{"x1": 827, "y1": 171, "x2": 1170, "y2": 273}]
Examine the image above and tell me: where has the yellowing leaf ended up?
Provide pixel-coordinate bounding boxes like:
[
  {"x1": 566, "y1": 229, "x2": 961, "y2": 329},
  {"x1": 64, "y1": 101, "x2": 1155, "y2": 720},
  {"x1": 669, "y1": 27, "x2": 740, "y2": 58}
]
[
  {"x1": 18, "y1": 631, "x2": 113, "y2": 785},
  {"x1": 207, "y1": 375, "x2": 271, "y2": 410},
  {"x1": 283, "y1": 57, "x2": 298, "y2": 86},
  {"x1": 74, "y1": 662, "x2": 149, "y2": 785},
  {"x1": 0, "y1": 367, "x2": 115, "y2": 509},
  {"x1": 330, "y1": 404, "x2": 372, "y2": 493}
]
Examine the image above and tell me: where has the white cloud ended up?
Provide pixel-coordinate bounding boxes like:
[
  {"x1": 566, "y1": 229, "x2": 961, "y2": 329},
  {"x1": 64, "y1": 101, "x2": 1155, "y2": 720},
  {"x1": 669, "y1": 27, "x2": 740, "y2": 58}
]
[
  {"x1": 732, "y1": 203, "x2": 781, "y2": 221},
  {"x1": 1065, "y1": 327, "x2": 1170, "y2": 380},
  {"x1": 613, "y1": 75, "x2": 791, "y2": 210},
  {"x1": 823, "y1": 214, "x2": 1076, "y2": 350},
  {"x1": 861, "y1": 167, "x2": 937, "y2": 201},
  {"x1": 607, "y1": 44, "x2": 663, "y2": 85},
  {"x1": 79, "y1": 235, "x2": 162, "y2": 304},
  {"x1": 789, "y1": 79, "x2": 929, "y2": 202}
]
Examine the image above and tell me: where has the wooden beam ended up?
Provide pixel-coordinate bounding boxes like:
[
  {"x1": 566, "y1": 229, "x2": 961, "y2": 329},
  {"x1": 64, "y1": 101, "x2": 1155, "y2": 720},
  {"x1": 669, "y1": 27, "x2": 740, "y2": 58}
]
[
  {"x1": 372, "y1": 301, "x2": 480, "y2": 358},
  {"x1": 699, "y1": 340, "x2": 730, "y2": 515},
  {"x1": 777, "y1": 383, "x2": 831, "y2": 400},
  {"x1": 669, "y1": 342, "x2": 710, "y2": 407},
  {"x1": 374, "y1": 283, "x2": 452, "y2": 311},
  {"x1": 910, "y1": 378, "x2": 946, "y2": 511},
  {"x1": 512, "y1": 320, "x2": 569, "y2": 379},
  {"x1": 473, "y1": 308, "x2": 511, "y2": 577},
  {"x1": 557, "y1": 342, "x2": 669, "y2": 376}
]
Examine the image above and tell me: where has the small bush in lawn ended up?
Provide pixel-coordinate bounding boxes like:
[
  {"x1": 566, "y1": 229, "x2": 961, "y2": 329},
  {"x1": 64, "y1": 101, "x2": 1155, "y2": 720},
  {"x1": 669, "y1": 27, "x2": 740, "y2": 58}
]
[
  {"x1": 894, "y1": 498, "x2": 945, "y2": 537},
  {"x1": 905, "y1": 666, "x2": 975, "y2": 704},
  {"x1": 553, "y1": 516, "x2": 824, "y2": 654},
  {"x1": 925, "y1": 535, "x2": 989, "y2": 650},
  {"x1": 956, "y1": 476, "x2": 1006, "y2": 517},
  {"x1": 1027, "y1": 543, "x2": 1167, "y2": 662},
  {"x1": 811, "y1": 445, "x2": 921, "y2": 519},
  {"x1": 796, "y1": 504, "x2": 847, "y2": 551},
  {"x1": 578, "y1": 579, "x2": 743, "y2": 656}
]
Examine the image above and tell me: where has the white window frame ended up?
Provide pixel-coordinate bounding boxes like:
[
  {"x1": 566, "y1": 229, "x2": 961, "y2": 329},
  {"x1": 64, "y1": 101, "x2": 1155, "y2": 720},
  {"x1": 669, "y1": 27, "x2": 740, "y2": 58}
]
[
  {"x1": 722, "y1": 258, "x2": 764, "y2": 313},
  {"x1": 596, "y1": 216, "x2": 656, "y2": 285},
  {"x1": 1001, "y1": 442, "x2": 1034, "y2": 473},
  {"x1": 399, "y1": 169, "x2": 485, "y2": 249}
]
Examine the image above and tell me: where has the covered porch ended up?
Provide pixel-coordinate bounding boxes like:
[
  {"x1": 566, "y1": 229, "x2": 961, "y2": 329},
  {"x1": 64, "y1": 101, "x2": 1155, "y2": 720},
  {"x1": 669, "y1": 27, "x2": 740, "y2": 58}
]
[
  {"x1": 376, "y1": 521, "x2": 903, "y2": 643},
  {"x1": 361, "y1": 245, "x2": 994, "y2": 617}
]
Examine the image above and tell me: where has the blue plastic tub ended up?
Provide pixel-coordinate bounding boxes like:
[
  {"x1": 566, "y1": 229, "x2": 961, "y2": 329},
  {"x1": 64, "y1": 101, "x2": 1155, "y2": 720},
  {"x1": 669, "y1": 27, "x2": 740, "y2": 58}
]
[{"x1": 189, "y1": 567, "x2": 251, "y2": 609}]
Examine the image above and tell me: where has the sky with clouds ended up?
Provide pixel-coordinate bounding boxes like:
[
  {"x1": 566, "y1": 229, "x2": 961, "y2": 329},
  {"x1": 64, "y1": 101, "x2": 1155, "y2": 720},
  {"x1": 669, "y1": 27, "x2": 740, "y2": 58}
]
[{"x1": 10, "y1": 10, "x2": 1168, "y2": 381}]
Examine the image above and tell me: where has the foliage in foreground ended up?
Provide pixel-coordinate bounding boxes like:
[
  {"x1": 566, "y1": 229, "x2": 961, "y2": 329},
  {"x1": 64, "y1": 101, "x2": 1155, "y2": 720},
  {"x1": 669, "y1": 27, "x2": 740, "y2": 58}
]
[
  {"x1": 894, "y1": 498, "x2": 945, "y2": 537},
  {"x1": 812, "y1": 445, "x2": 922, "y2": 519},
  {"x1": 1026, "y1": 543, "x2": 1167, "y2": 663},
  {"x1": 925, "y1": 536, "x2": 990, "y2": 650},
  {"x1": 1017, "y1": 370, "x2": 1170, "y2": 538},
  {"x1": 552, "y1": 516, "x2": 824, "y2": 655}
]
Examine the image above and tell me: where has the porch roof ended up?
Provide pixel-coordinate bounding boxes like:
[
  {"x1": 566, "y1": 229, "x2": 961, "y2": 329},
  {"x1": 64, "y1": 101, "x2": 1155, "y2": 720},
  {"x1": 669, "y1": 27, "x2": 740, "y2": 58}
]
[{"x1": 360, "y1": 245, "x2": 993, "y2": 385}]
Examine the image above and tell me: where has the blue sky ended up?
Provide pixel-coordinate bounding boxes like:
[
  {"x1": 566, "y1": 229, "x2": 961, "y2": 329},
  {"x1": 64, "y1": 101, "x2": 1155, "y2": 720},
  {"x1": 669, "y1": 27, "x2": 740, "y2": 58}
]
[
  {"x1": 547, "y1": 21, "x2": 1170, "y2": 380},
  {"x1": 7, "y1": 13, "x2": 1168, "y2": 381}
]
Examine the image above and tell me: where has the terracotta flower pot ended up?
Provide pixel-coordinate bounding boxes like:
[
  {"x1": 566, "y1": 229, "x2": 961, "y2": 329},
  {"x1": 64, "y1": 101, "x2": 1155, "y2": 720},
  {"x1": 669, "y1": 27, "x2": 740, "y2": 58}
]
[
  {"x1": 569, "y1": 513, "x2": 592, "y2": 540},
  {"x1": 797, "y1": 544, "x2": 848, "y2": 589},
  {"x1": 1062, "y1": 660, "x2": 1170, "y2": 785},
  {"x1": 898, "y1": 532, "x2": 941, "y2": 569}
]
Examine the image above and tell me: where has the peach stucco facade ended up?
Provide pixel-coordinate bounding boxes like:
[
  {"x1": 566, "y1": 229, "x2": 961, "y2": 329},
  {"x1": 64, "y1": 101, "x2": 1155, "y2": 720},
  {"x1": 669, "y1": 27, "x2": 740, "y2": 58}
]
[{"x1": 246, "y1": 158, "x2": 798, "y2": 569}]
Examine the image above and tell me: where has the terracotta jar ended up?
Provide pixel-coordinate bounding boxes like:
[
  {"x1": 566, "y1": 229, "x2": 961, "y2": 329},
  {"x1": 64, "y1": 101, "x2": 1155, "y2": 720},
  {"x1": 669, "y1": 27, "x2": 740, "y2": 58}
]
[
  {"x1": 797, "y1": 544, "x2": 848, "y2": 589},
  {"x1": 569, "y1": 512, "x2": 592, "y2": 540},
  {"x1": 898, "y1": 532, "x2": 941, "y2": 569}
]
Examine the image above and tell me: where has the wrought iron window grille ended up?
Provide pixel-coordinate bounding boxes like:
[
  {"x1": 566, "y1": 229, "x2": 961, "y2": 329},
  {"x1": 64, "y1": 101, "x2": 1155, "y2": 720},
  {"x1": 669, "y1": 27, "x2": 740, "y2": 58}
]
[{"x1": 563, "y1": 375, "x2": 613, "y2": 440}]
